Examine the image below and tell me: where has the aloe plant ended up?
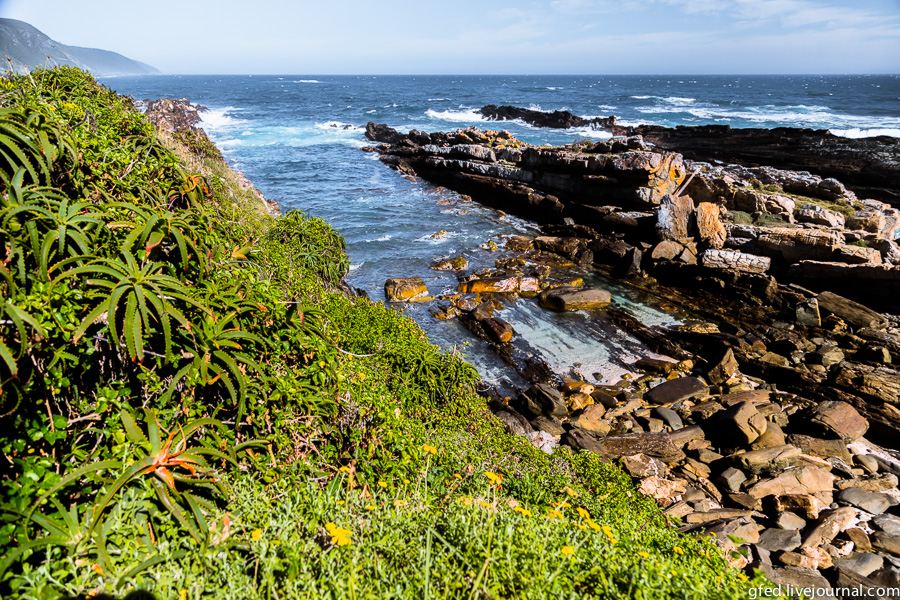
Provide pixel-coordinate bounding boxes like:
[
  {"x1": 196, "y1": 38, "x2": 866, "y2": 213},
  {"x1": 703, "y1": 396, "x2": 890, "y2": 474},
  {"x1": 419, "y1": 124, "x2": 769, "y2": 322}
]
[{"x1": 57, "y1": 252, "x2": 205, "y2": 361}]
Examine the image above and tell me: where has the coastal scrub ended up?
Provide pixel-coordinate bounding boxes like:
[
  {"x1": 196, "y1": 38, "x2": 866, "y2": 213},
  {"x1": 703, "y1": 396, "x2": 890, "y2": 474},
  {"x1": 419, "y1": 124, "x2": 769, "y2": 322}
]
[{"x1": 0, "y1": 67, "x2": 761, "y2": 599}]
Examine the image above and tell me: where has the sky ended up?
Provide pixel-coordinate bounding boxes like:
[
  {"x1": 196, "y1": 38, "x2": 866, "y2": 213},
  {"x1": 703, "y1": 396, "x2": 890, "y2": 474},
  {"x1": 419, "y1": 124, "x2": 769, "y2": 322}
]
[{"x1": 1, "y1": 0, "x2": 899, "y2": 74}]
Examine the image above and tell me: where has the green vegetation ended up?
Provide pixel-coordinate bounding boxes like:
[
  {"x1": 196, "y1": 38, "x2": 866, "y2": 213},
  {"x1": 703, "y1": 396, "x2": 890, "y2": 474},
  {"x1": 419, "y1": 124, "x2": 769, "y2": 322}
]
[{"x1": 0, "y1": 67, "x2": 760, "y2": 599}]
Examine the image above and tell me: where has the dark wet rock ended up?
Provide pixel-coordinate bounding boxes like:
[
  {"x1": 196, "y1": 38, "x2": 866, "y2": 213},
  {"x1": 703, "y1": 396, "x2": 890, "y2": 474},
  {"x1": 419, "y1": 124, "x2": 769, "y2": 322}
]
[
  {"x1": 365, "y1": 122, "x2": 409, "y2": 144},
  {"x1": 518, "y1": 383, "x2": 568, "y2": 419},
  {"x1": 591, "y1": 390, "x2": 619, "y2": 409},
  {"x1": 807, "y1": 401, "x2": 869, "y2": 441},
  {"x1": 478, "y1": 104, "x2": 616, "y2": 129},
  {"x1": 796, "y1": 298, "x2": 822, "y2": 327},
  {"x1": 837, "y1": 487, "x2": 891, "y2": 515},
  {"x1": 470, "y1": 301, "x2": 495, "y2": 321},
  {"x1": 616, "y1": 123, "x2": 900, "y2": 204},
  {"x1": 483, "y1": 317, "x2": 514, "y2": 343},
  {"x1": 644, "y1": 377, "x2": 708, "y2": 405}
]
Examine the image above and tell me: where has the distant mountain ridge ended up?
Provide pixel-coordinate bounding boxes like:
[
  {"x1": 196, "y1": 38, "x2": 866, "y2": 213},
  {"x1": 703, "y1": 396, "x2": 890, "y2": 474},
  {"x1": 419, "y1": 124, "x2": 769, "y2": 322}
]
[{"x1": 0, "y1": 18, "x2": 159, "y2": 77}]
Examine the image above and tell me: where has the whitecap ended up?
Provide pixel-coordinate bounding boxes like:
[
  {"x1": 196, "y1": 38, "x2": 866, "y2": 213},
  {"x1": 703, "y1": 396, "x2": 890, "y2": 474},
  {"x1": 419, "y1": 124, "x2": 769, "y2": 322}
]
[
  {"x1": 314, "y1": 121, "x2": 364, "y2": 133},
  {"x1": 365, "y1": 234, "x2": 393, "y2": 242},
  {"x1": 199, "y1": 106, "x2": 247, "y2": 130},
  {"x1": 294, "y1": 79, "x2": 321, "y2": 83},
  {"x1": 830, "y1": 128, "x2": 900, "y2": 139},
  {"x1": 424, "y1": 108, "x2": 486, "y2": 123},
  {"x1": 427, "y1": 98, "x2": 450, "y2": 101},
  {"x1": 348, "y1": 261, "x2": 365, "y2": 271}
]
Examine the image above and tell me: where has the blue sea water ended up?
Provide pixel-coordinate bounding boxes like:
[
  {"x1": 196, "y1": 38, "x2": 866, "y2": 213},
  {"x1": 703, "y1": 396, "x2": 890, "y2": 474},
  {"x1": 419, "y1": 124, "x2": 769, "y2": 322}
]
[{"x1": 102, "y1": 75, "x2": 900, "y2": 388}]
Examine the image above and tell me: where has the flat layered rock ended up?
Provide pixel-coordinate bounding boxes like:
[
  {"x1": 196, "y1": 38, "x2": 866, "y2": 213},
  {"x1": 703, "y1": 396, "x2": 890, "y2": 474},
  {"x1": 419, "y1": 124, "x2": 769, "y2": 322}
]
[
  {"x1": 802, "y1": 506, "x2": 858, "y2": 549},
  {"x1": 736, "y1": 444, "x2": 801, "y2": 475},
  {"x1": 807, "y1": 400, "x2": 868, "y2": 441},
  {"x1": 644, "y1": 377, "x2": 708, "y2": 405},
  {"x1": 749, "y1": 466, "x2": 834, "y2": 499},
  {"x1": 816, "y1": 290, "x2": 888, "y2": 329},
  {"x1": 538, "y1": 286, "x2": 611, "y2": 311},
  {"x1": 701, "y1": 249, "x2": 771, "y2": 273},
  {"x1": 594, "y1": 432, "x2": 686, "y2": 463}
]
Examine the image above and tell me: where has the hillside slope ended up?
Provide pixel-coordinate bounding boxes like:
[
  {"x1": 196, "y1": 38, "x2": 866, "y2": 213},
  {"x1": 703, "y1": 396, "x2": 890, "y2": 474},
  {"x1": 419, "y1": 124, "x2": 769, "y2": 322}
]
[{"x1": 0, "y1": 18, "x2": 159, "y2": 76}]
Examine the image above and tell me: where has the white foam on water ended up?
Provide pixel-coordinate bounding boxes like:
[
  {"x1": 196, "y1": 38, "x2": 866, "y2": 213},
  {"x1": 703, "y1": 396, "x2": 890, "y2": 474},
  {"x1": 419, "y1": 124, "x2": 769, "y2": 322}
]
[
  {"x1": 314, "y1": 121, "x2": 364, "y2": 133},
  {"x1": 348, "y1": 261, "x2": 365, "y2": 271},
  {"x1": 415, "y1": 231, "x2": 458, "y2": 243},
  {"x1": 295, "y1": 79, "x2": 321, "y2": 83},
  {"x1": 199, "y1": 106, "x2": 247, "y2": 131},
  {"x1": 366, "y1": 109, "x2": 377, "y2": 114},
  {"x1": 596, "y1": 105, "x2": 617, "y2": 111},
  {"x1": 428, "y1": 98, "x2": 450, "y2": 101},
  {"x1": 424, "y1": 108, "x2": 486, "y2": 123},
  {"x1": 365, "y1": 234, "x2": 392, "y2": 242},
  {"x1": 830, "y1": 128, "x2": 900, "y2": 139}
]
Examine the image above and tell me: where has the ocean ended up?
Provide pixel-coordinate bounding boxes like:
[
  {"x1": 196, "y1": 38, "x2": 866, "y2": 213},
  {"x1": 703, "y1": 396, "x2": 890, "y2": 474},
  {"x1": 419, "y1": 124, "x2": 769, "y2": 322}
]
[{"x1": 102, "y1": 74, "x2": 900, "y2": 389}]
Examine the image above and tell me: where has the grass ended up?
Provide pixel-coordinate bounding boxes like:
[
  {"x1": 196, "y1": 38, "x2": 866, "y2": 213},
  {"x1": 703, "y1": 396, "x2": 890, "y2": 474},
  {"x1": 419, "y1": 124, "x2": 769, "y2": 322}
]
[{"x1": 0, "y1": 67, "x2": 764, "y2": 600}]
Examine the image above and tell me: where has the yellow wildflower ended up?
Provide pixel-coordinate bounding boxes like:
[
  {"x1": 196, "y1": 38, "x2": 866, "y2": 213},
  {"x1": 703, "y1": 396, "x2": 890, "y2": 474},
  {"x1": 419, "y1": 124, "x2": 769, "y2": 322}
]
[
  {"x1": 547, "y1": 509, "x2": 563, "y2": 519},
  {"x1": 561, "y1": 546, "x2": 575, "y2": 556},
  {"x1": 554, "y1": 501, "x2": 572, "y2": 509},
  {"x1": 178, "y1": 590, "x2": 188, "y2": 600},
  {"x1": 576, "y1": 507, "x2": 590, "y2": 519},
  {"x1": 251, "y1": 529, "x2": 263, "y2": 541},
  {"x1": 638, "y1": 551, "x2": 650, "y2": 559},
  {"x1": 403, "y1": 479, "x2": 410, "y2": 484},
  {"x1": 586, "y1": 519, "x2": 601, "y2": 531},
  {"x1": 378, "y1": 481, "x2": 388, "y2": 488},
  {"x1": 393, "y1": 499, "x2": 408, "y2": 507},
  {"x1": 575, "y1": 523, "x2": 587, "y2": 531},
  {"x1": 337, "y1": 500, "x2": 345, "y2": 506},
  {"x1": 479, "y1": 501, "x2": 493, "y2": 509},
  {"x1": 338, "y1": 466, "x2": 350, "y2": 473},
  {"x1": 459, "y1": 497, "x2": 472, "y2": 506},
  {"x1": 365, "y1": 504, "x2": 376, "y2": 510},
  {"x1": 325, "y1": 522, "x2": 352, "y2": 546},
  {"x1": 513, "y1": 506, "x2": 532, "y2": 516},
  {"x1": 562, "y1": 486, "x2": 578, "y2": 498},
  {"x1": 422, "y1": 444, "x2": 438, "y2": 455},
  {"x1": 454, "y1": 473, "x2": 463, "y2": 479},
  {"x1": 484, "y1": 471, "x2": 503, "y2": 486},
  {"x1": 673, "y1": 546, "x2": 684, "y2": 555}
]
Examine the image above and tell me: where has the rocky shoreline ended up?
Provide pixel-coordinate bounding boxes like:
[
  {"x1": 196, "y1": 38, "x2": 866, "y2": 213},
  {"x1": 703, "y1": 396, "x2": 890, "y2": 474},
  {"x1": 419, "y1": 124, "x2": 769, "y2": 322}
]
[{"x1": 364, "y1": 119, "x2": 900, "y2": 596}]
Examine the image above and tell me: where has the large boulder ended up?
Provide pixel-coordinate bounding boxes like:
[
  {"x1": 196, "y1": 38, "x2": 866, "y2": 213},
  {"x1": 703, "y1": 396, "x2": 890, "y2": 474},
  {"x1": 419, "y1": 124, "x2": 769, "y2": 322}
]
[
  {"x1": 538, "y1": 287, "x2": 611, "y2": 311},
  {"x1": 644, "y1": 377, "x2": 708, "y2": 405},
  {"x1": 807, "y1": 400, "x2": 868, "y2": 441},
  {"x1": 384, "y1": 277, "x2": 428, "y2": 301},
  {"x1": 656, "y1": 194, "x2": 696, "y2": 241},
  {"x1": 748, "y1": 466, "x2": 834, "y2": 499},
  {"x1": 717, "y1": 401, "x2": 768, "y2": 446},
  {"x1": 695, "y1": 202, "x2": 726, "y2": 249}
]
